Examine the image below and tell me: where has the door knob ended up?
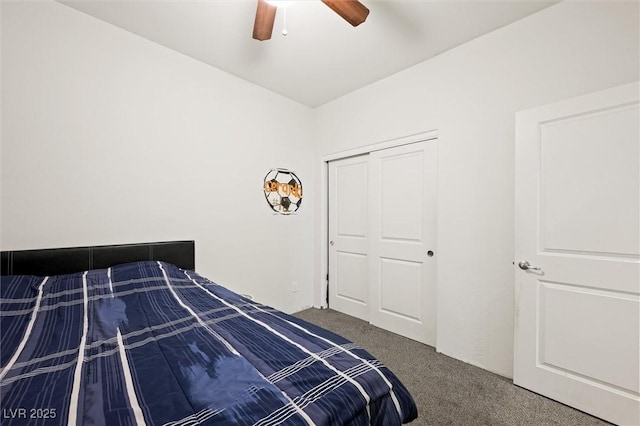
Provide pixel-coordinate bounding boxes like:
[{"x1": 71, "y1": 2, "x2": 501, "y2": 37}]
[
  {"x1": 329, "y1": 241, "x2": 334, "y2": 246},
  {"x1": 518, "y1": 261, "x2": 540, "y2": 271}
]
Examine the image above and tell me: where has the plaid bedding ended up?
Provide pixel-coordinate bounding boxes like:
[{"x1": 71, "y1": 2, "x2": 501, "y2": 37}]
[{"x1": 0, "y1": 261, "x2": 417, "y2": 425}]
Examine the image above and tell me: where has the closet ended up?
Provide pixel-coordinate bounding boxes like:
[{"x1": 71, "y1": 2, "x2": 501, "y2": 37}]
[{"x1": 328, "y1": 140, "x2": 437, "y2": 345}]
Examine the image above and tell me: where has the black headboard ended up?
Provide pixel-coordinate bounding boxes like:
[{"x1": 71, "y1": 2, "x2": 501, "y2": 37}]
[{"x1": 0, "y1": 241, "x2": 195, "y2": 276}]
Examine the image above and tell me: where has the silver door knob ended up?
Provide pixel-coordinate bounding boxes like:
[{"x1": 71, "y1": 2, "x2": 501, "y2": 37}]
[
  {"x1": 330, "y1": 241, "x2": 334, "y2": 246},
  {"x1": 518, "y1": 261, "x2": 540, "y2": 271}
]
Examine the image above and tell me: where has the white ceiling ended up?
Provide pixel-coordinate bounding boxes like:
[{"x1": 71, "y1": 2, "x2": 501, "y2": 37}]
[{"x1": 60, "y1": 0, "x2": 558, "y2": 108}]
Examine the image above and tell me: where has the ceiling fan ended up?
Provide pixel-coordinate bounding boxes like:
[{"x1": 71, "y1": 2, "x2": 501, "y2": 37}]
[{"x1": 253, "y1": 0, "x2": 370, "y2": 41}]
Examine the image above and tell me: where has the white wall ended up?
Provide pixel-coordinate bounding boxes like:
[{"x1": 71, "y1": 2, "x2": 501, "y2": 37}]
[
  {"x1": 0, "y1": 1, "x2": 315, "y2": 314},
  {"x1": 313, "y1": 1, "x2": 639, "y2": 377}
]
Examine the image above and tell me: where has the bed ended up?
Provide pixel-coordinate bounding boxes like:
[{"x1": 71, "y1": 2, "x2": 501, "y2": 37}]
[{"x1": 0, "y1": 241, "x2": 417, "y2": 425}]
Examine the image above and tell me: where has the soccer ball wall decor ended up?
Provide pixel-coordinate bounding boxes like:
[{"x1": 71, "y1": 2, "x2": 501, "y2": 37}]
[{"x1": 263, "y1": 168, "x2": 303, "y2": 214}]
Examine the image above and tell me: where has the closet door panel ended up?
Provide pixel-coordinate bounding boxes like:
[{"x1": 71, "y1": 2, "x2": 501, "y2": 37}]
[
  {"x1": 369, "y1": 141, "x2": 437, "y2": 345},
  {"x1": 328, "y1": 155, "x2": 370, "y2": 321}
]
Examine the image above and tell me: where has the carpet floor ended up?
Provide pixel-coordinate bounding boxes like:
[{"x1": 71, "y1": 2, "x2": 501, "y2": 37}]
[{"x1": 293, "y1": 308, "x2": 609, "y2": 426}]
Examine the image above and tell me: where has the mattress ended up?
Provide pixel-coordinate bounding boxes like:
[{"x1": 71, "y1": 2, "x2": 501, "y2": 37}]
[{"x1": 0, "y1": 261, "x2": 418, "y2": 425}]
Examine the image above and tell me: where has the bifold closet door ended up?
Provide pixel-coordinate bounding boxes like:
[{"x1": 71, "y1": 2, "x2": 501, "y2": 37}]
[
  {"x1": 329, "y1": 140, "x2": 438, "y2": 345},
  {"x1": 328, "y1": 154, "x2": 370, "y2": 321},
  {"x1": 369, "y1": 141, "x2": 437, "y2": 345}
]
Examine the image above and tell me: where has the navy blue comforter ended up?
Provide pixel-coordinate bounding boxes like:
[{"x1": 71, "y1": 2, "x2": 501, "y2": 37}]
[{"x1": 0, "y1": 261, "x2": 417, "y2": 425}]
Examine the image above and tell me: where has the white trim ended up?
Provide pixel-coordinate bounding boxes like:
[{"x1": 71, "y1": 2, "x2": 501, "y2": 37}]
[
  {"x1": 0, "y1": 276, "x2": 48, "y2": 380},
  {"x1": 316, "y1": 160, "x2": 329, "y2": 309},
  {"x1": 320, "y1": 130, "x2": 438, "y2": 162},
  {"x1": 67, "y1": 272, "x2": 89, "y2": 426},
  {"x1": 316, "y1": 130, "x2": 438, "y2": 309}
]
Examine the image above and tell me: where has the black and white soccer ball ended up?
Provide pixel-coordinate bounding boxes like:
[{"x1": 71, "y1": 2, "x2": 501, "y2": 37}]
[{"x1": 263, "y1": 168, "x2": 303, "y2": 214}]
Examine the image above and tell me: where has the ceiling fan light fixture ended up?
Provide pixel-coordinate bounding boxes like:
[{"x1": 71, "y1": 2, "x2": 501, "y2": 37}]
[
  {"x1": 265, "y1": 0, "x2": 294, "y2": 7},
  {"x1": 253, "y1": 0, "x2": 369, "y2": 41}
]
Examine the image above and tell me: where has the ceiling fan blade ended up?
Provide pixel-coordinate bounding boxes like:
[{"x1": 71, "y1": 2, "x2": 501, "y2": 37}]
[
  {"x1": 321, "y1": 0, "x2": 370, "y2": 27},
  {"x1": 253, "y1": 0, "x2": 277, "y2": 41}
]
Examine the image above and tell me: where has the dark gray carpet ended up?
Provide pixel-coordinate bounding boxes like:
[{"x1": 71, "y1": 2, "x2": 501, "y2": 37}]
[{"x1": 293, "y1": 308, "x2": 609, "y2": 426}]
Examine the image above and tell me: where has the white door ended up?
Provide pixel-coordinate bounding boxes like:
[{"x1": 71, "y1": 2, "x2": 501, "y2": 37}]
[
  {"x1": 514, "y1": 82, "x2": 640, "y2": 425},
  {"x1": 329, "y1": 154, "x2": 370, "y2": 321},
  {"x1": 369, "y1": 141, "x2": 437, "y2": 345}
]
